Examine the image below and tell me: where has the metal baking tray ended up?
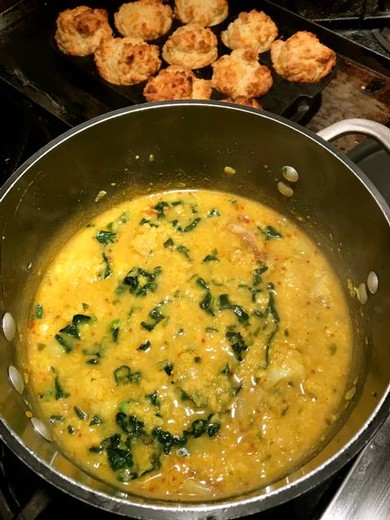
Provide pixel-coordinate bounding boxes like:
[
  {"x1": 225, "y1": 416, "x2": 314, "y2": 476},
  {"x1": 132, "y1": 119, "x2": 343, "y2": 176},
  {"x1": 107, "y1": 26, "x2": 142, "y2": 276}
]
[
  {"x1": 0, "y1": 0, "x2": 388, "y2": 126},
  {"x1": 50, "y1": 0, "x2": 337, "y2": 121},
  {"x1": 0, "y1": 0, "x2": 340, "y2": 124}
]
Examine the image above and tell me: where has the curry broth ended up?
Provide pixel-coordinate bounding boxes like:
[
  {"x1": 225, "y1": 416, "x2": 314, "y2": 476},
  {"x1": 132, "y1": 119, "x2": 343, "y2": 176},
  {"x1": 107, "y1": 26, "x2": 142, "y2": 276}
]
[{"x1": 24, "y1": 189, "x2": 353, "y2": 500}]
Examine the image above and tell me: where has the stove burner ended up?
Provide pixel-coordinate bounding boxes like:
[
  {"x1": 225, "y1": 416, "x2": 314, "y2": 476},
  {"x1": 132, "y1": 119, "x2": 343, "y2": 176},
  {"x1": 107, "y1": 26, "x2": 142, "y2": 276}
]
[
  {"x1": 285, "y1": 0, "x2": 366, "y2": 19},
  {"x1": 273, "y1": 0, "x2": 390, "y2": 23},
  {"x1": 0, "y1": 442, "x2": 132, "y2": 519},
  {"x1": 373, "y1": 26, "x2": 390, "y2": 52},
  {"x1": 0, "y1": 83, "x2": 67, "y2": 185}
]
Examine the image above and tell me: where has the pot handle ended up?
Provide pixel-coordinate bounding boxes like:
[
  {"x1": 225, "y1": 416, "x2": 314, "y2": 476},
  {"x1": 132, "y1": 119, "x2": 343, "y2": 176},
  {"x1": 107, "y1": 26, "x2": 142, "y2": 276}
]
[{"x1": 317, "y1": 118, "x2": 390, "y2": 153}]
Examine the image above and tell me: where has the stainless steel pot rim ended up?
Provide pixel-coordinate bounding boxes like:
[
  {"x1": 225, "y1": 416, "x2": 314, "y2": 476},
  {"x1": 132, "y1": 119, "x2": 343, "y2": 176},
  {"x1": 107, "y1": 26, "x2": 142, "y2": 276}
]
[
  {"x1": 0, "y1": 100, "x2": 389, "y2": 222},
  {"x1": 1, "y1": 99, "x2": 389, "y2": 518}
]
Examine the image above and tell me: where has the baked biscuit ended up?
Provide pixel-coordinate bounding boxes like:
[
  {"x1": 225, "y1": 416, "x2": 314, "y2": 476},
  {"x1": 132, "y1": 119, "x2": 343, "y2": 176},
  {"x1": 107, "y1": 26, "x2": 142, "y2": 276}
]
[
  {"x1": 143, "y1": 65, "x2": 212, "y2": 101},
  {"x1": 94, "y1": 37, "x2": 161, "y2": 85},
  {"x1": 222, "y1": 96, "x2": 263, "y2": 109},
  {"x1": 174, "y1": 0, "x2": 228, "y2": 27},
  {"x1": 162, "y1": 24, "x2": 218, "y2": 69},
  {"x1": 221, "y1": 10, "x2": 278, "y2": 53},
  {"x1": 271, "y1": 31, "x2": 336, "y2": 83},
  {"x1": 211, "y1": 49, "x2": 273, "y2": 99},
  {"x1": 55, "y1": 6, "x2": 113, "y2": 56},
  {"x1": 114, "y1": 0, "x2": 173, "y2": 40}
]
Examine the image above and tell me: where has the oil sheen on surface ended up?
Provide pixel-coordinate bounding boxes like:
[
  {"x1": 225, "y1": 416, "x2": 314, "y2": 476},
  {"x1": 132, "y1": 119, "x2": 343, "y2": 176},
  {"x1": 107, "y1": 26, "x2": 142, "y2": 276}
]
[{"x1": 24, "y1": 189, "x2": 353, "y2": 500}]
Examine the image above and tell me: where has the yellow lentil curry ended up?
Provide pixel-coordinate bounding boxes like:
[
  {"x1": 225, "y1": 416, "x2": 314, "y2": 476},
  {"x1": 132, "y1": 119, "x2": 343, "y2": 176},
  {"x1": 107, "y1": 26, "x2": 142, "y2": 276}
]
[{"x1": 25, "y1": 189, "x2": 352, "y2": 500}]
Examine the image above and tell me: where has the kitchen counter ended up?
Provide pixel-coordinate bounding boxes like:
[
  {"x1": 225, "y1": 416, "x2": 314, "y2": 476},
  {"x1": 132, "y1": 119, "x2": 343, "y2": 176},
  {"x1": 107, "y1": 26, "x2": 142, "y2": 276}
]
[{"x1": 307, "y1": 56, "x2": 390, "y2": 152}]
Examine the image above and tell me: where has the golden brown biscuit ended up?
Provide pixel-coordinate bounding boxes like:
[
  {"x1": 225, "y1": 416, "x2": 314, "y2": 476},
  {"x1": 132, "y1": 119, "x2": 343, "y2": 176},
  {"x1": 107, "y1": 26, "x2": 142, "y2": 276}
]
[
  {"x1": 174, "y1": 0, "x2": 228, "y2": 27},
  {"x1": 55, "y1": 6, "x2": 113, "y2": 57},
  {"x1": 221, "y1": 10, "x2": 278, "y2": 53},
  {"x1": 211, "y1": 49, "x2": 273, "y2": 99},
  {"x1": 270, "y1": 31, "x2": 336, "y2": 83},
  {"x1": 114, "y1": 0, "x2": 173, "y2": 40},
  {"x1": 94, "y1": 37, "x2": 161, "y2": 86},
  {"x1": 221, "y1": 96, "x2": 263, "y2": 109},
  {"x1": 143, "y1": 65, "x2": 212, "y2": 101},
  {"x1": 162, "y1": 24, "x2": 218, "y2": 69}
]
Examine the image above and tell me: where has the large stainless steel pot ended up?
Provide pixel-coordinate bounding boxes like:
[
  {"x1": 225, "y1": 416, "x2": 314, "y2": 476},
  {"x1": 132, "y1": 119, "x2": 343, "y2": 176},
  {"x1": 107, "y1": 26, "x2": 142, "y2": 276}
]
[{"x1": 0, "y1": 101, "x2": 389, "y2": 519}]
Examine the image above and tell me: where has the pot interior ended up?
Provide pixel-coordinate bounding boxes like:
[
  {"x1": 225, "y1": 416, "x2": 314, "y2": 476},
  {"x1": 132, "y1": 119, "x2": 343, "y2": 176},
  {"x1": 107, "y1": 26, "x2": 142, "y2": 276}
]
[{"x1": 0, "y1": 102, "x2": 389, "y2": 517}]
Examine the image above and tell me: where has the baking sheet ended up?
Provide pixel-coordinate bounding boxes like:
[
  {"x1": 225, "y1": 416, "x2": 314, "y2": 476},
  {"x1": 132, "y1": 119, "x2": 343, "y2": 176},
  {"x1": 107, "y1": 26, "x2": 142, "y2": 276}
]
[{"x1": 48, "y1": 0, "x2": 336, "y2": 120}]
